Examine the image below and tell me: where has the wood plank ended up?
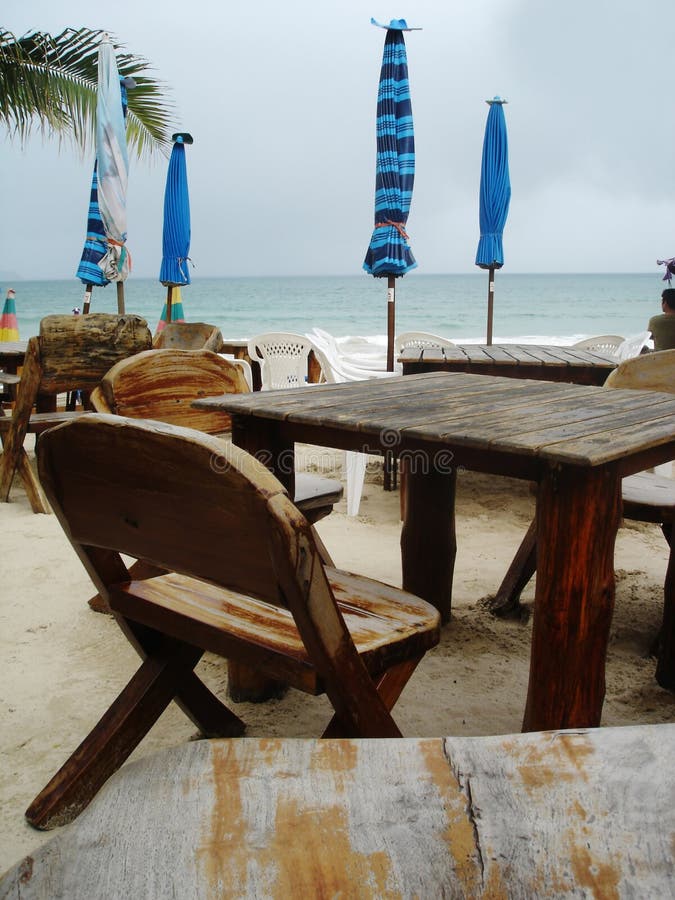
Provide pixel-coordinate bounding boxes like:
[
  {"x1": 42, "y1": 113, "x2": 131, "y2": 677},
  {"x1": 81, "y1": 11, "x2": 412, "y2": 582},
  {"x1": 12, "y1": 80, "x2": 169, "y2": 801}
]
[{"x1": 4, "y1": 726, "x2": 675, "y2": 896}]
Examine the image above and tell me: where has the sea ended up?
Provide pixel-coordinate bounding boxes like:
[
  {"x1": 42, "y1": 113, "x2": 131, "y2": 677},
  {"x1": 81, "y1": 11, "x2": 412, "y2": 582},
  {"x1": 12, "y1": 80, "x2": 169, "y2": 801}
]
[{"x1": 2, "y1": 272, "x2": 664, "y2": 347}]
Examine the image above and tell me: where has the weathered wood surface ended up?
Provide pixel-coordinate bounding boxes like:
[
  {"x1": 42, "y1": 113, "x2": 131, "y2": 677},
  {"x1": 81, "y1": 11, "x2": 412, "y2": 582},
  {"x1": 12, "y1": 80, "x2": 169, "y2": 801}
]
[
  {"x1": 400, "y1": 343, "x2": 618, "y2": 384},
  {"x1": 152, "y1": 321, "x2": 223, "y2": 352},
  {"x1": 195, "y1": 372, "x2": 675, "y2": 474},
  {"x1": 25, "y1": 416, "x2": 439, "y2": 828},
  {"x1": 5, "y1": 725, "x2": 675, "y2": 898},
  {"x1": 38, "y1": 313, "x2": 152, "y2": 393}
]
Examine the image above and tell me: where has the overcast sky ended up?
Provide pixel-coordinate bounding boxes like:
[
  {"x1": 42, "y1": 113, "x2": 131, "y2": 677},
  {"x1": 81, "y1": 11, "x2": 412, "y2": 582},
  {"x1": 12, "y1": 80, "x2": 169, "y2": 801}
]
[{"x1": 3, "y1": 0, "x2": 674, "y2": 280}]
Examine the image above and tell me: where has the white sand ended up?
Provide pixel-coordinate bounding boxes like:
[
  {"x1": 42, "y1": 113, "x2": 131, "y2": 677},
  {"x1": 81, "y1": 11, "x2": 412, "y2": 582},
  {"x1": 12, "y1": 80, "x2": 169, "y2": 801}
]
[{"x1": 2, "y1": 446, "x2": 674, "y2": 874}]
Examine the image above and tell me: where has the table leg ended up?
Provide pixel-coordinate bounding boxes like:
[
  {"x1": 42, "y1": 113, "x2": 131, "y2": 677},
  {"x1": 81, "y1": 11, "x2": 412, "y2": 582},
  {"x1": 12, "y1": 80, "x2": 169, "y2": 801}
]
[
  {"x1": 522, "y1": 465, "x2": 621, "y2": 732},
  {"x1": 228, "y1": 419, "x2": 294, "y2": 702},
  {"x1": 400, "y1": 463, "x2": 457, "y2": 624}
]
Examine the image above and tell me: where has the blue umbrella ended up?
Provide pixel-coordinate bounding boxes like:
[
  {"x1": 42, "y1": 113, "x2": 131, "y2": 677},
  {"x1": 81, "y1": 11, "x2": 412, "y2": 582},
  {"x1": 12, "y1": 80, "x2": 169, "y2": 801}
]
[
  {"x1": 76, "y1": 71, "x2": 135, "y2": 313},
  {"x1": 159, "y1": 133, "x2": 193, "y2": 325},
  {"x1": 475, "y1": 97, "x2": 511, "y2": 345},
  {"x1": 363, "y1": 18, "x2": 419, "y2": 371}
]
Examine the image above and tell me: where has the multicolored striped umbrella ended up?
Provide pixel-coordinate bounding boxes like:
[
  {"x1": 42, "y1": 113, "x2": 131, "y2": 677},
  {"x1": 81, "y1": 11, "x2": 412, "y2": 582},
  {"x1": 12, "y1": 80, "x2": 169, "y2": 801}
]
[
  {"x1": 158, "y1": 133, "x2": 193, "y2": 327},
  {"x1": 364, "y1": 18, "x2": 419, "y2": 370},
  {"x1": 155, "y1": 286, "x2": 186, "y2": 336},
  {"x1": 475, "y1": 97, "x2": 511, "y2": 345},
  {"x1": 0, "y1": 289, "x2": 18, "y2": 341},
  {"x1": 76, "y1": 69, "x2": 134, "y2": 313}
]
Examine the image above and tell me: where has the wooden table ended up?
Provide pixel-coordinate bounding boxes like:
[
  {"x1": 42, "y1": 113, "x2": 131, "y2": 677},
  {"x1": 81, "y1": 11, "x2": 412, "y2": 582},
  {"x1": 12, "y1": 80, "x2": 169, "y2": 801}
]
[
  {"x1": 3, "y1": 725, "x2": 674, "y2": 896},
  {"x1": 400, "y1": 343, "x2": 617, "y2": 385},
  {"x1": 196, "y1": 372, "x2": 675, "y2": 731}
]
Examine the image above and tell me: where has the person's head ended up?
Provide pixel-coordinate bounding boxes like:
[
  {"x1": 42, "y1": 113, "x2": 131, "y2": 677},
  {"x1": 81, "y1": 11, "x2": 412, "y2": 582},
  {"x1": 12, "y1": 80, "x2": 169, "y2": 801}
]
[{"x1": 662, "y1": 288, "x2": 675, "y2": 312}]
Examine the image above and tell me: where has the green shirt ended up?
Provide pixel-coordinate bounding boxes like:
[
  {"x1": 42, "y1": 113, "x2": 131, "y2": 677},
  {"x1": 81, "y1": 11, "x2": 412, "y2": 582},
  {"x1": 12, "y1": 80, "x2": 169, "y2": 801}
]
[{"x1": 648, "y1": 314, "x2": 675, "y2": 351}]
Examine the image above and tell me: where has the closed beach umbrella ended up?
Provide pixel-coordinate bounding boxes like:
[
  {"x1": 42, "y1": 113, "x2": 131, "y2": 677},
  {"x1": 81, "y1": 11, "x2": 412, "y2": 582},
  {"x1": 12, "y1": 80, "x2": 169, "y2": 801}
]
[
  {"x1": 94, "y1": 34, "x2": 131, "y2": 314},
  {"x1": 0, "y1": 289, "x2": 19, "y2": 341},
  {"x1": 76, "y1": 72, "x2": 134, "y2": 313},
  {"x1": 158, "y1": 133, "x2": 193, "y2": 328},
  {"x1": 475, "y1": 97, "x2": 511, "y2": 346},
  {"x1": 363, "y1": 18, "x2": 419, "y2": 371}
]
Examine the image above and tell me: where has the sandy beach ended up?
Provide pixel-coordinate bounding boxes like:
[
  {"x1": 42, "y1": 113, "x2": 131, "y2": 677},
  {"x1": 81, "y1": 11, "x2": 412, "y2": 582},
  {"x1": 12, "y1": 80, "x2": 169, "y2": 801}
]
[{"x1": 2, "y1": 441, "x2": 674, "y2": 875}]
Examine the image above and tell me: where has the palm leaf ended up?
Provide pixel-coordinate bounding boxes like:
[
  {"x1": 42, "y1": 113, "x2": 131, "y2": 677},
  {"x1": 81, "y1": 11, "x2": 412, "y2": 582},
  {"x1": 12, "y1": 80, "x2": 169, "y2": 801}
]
[{"x1": 0, "y1": 27, "x2": 174, "y2": 158}]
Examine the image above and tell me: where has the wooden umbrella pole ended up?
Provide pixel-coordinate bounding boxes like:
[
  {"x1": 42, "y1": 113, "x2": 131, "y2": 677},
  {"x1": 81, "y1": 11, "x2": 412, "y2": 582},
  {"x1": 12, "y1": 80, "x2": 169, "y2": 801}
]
[
  {"x1": 387, "y1": 275, "x2": 396, "y2": 372},
  {"x1": 166, "y1": 285, "x2": 174, "y2": 323},
  {"x1": 486, "y1": 265, "x2": 495, "y2": 346},
  {"x1": 82, "y1": 285, "x2": 93, "y2": 315},
  {"x1": 116, "y1": 282, "x2": 125, "y2": 315}
]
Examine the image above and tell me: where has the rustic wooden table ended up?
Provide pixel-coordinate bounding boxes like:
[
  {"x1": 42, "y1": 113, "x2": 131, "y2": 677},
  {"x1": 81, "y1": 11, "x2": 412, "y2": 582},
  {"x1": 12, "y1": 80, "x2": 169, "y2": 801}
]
[
  {"x1": 3, "y1": 724, "x2": 674, "y2": 896},
  {"x1": 196, "y1": 372, "x2": 675, "y2": 731},
  {"x1": 400, "y1": 343, "x2": 618, "y2": 385}
]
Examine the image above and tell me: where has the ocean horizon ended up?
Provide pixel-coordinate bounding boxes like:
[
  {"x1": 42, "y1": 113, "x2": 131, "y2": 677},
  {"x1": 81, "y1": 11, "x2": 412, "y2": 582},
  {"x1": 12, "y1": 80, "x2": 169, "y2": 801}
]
[{"x1": 1, "y1": 272, "x2": 665, "y2": 347}]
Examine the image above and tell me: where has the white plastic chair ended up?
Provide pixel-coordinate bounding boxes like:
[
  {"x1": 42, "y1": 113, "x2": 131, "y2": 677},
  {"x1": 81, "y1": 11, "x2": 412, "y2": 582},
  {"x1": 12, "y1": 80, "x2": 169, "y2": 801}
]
[
  {"x1": 615, "y1": 331, "x2": 652, "y2": 362},
  {"x1": 248, "y1": 331, "x2": 365, "y2": 514},
  {"x1": 573, "y1": 334, "x2": 625, "y2": 355},
  {"x1": 247, "y1": 332, "x2": 332, "y2": 390},
  {"x1": 396, "y1": 331, "x2": 456, "y2": 353}
]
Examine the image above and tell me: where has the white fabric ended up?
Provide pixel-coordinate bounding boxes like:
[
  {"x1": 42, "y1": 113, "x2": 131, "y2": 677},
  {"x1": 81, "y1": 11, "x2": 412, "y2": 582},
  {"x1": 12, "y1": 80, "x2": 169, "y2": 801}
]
[
  {"x1": 96, "y1": 37, "x2": 130, "y2": 282},
  {"x1": 615, "y1": 331, "x2": 652, "y2": 362}
]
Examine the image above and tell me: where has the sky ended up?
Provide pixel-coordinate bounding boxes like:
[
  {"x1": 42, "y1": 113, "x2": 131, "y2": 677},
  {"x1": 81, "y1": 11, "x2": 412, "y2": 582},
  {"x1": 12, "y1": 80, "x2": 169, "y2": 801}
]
[{"x1": 2, "y1": 0, "x2": 675, "y2": 280}]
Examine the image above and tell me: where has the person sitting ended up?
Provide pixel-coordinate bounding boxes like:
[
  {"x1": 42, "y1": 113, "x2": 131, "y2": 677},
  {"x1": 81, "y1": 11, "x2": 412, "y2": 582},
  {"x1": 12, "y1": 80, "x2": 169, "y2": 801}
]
[{"x1": 648, "y1": 288, "x2": 675, "y2": 351}]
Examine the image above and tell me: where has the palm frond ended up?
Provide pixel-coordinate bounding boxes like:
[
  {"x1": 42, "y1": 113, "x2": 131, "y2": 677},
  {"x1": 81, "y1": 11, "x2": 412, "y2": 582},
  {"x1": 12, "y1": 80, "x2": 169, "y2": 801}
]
[{"x1": 0, "y1": 27, "x2": 174, "y2": 158}]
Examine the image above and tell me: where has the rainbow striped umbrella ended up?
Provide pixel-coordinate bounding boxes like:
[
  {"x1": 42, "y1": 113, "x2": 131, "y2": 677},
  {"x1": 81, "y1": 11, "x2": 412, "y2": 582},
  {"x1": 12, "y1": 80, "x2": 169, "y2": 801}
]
[
  {"x1": 363, "y1": 19, "x2": 419, "y2": 370},
  {"x1": 0, "y1": 289, "x2": 19, "y2": 341},
  {"x1": 155, "y1": 286, "x2": 186, "y2": 336}
]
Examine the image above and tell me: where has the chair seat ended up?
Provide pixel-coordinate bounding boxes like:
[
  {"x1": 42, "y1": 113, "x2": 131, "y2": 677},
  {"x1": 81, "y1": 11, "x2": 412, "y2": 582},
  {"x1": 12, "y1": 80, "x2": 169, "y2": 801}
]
[
  {"x1": 109, "y1": 568, "x2": 440, "y2": 696},
  {"x1": 621, "y1": 471, "x2": 675, "y2": 524}
]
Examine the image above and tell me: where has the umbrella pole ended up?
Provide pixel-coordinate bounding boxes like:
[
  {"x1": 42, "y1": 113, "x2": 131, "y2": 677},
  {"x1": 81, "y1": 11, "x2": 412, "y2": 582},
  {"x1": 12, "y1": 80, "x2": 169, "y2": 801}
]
[
  {"x1": 116, "y1": 282, "x2": 125, "y2": 315},
  {"x1": 387, "y1": 275, "x2": 396, "y2": 372},
  {"x1": 166, "y1": 285, "x2": 174, "y2": 324},
  {"x1": 83, "y1": 285, "x2": 93, "y2": 315},
  {"x1": 486, "y1": 265, "x2": 495, "y2": 346}
]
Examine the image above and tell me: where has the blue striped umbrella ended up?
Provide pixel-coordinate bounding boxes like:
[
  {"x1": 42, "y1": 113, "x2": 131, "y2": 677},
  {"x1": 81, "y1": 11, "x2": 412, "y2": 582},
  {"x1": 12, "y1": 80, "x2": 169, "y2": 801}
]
[
  {"x1": 475, "y1": 97, "x2": 511, "y2": 345},
  {"x1": 159, "y1": 133, "x2": 193, "y2": 325},
  {"x1": 363, "y1": 18, "x2": 419, "y2": 371},
  {"x1": 76, "y1": 71, "x2": 134, "y2": 313}
]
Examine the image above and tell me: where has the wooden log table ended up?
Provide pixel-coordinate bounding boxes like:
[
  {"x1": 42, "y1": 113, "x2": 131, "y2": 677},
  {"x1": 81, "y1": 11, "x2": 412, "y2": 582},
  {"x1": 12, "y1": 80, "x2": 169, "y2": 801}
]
[
  {"x1": 400, "y1": 343, "x2": 618, "y2": 385},
  {"x1": 195, "y1": 372, "x2": 675, "y2": 731},
  {"x1": 3, "y1": 724, "x2": 674, "y2": 896}
]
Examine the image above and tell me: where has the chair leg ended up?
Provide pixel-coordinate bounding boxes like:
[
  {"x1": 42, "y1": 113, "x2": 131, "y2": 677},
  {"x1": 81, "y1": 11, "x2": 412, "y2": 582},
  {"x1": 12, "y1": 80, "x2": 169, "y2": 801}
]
[
  {"x1": 321, "y1": 657, "x2": 422, "y2": 738},
  {"x1": 489, "y1": 517, "x2": 537, "y2": 618},
  {"x1": 25, "y1": 637, "x2": 204, "y2": 830}
]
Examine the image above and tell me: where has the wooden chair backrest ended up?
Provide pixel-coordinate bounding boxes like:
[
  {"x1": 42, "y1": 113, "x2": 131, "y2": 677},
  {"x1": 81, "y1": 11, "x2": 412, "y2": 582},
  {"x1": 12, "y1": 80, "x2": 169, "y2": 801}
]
[
  {"x1": 604, "y1": 349, "x2": 675, "y2": 395},
  {"x1": 153, "y1": 322, "x2": 223, "y2": 352},
  {"x1": 37, "y1": 415, "x2": 346, "y2": 632},
  {"x1": 37, "y1": 314, "x2": 153, "y2": 395},
  {"x1": 91, "y1": 349, "x2": 249, "y2": 433}
]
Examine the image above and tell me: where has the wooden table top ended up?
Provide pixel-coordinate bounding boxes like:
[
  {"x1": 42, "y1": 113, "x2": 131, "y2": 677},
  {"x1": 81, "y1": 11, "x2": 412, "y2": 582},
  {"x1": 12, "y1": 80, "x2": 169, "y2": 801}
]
[
  {"x1": 0, "y1": 340, "x2": 27, "y2": 359},
  {"x1": 400, "y1": 343, "x2": 618, "y2": 385},
  {"x1": 196, "y1": 371, "x2": 675, "y2": 472},
  {"x1": 3, "y1": 724, "x2": 673, "y2": 896}
]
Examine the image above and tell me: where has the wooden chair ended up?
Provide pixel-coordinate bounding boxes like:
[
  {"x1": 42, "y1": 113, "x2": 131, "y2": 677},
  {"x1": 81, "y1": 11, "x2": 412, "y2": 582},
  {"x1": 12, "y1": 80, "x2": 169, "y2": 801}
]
[
  {"x1": 152, "y1": 321, "x2": 223, "y2": 352},
  {"x1": 0, "y1": 314, "x2": 152, "y2": 513},
  {"x1": 492, "y1": 349, "x2": 675, "y2": 688},
  {"x1": 25, "y1": 415, "x2": 440, "y2": 828},
  {"x1": 90, "y1": 349, "x2": 343, "y2": 525}
]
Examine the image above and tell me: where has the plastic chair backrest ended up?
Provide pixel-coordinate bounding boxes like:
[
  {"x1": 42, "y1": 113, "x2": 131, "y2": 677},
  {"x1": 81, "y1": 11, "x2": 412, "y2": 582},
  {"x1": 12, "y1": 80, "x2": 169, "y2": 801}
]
[
  {"x1": 573, "y1": 334, "x2": 625, "y2": 355},
  {"x1": 248, "y1": 332, "x2": 332, "y2": 389},
  {"x1": 396, "y1": 331, "x2": 456, "y2": 353}
]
